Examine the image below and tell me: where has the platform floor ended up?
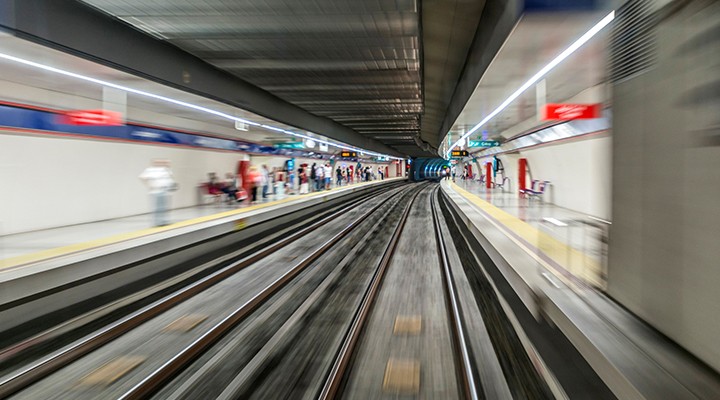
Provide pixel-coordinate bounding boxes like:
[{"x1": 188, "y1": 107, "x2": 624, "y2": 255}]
[
  {"x1": 0, "y1": 180, "x2": 383, "y2": 266},
  {"x1": 447, "y1": 179, "x2": 609, "y2": 288}
]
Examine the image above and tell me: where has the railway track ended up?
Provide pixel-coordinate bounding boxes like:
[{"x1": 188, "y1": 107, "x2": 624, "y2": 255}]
[
  {"x1": 0, "y1": 183, "x2": 410, "y2": 399},
  {"x1": 1, "y1": 183, "x2": 558, "y2": 399}
]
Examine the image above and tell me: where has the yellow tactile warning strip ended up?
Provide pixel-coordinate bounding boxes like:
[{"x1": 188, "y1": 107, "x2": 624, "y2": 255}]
[
  {"x1": 383, "y1": 358, "x2": 420, "y2": 394},
  {"x1": 163, "y1": 314, "x2": 208, "y2": 332},
  {"x1": 0, "y1": 178, "x2": 403, "y2": 271},
  {"x1": 393, "y1": 315, "x2": 422, "y2": 335},
  {"x1": 77, "y1": 356, "x2": 146, "y2": 386},
  {"x1": 448, "y1": 182, "x2": 603, "y2": 288}
]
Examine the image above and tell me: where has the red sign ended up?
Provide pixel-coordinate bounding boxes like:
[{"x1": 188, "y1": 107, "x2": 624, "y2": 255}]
[
  {"x1": 544, "y1": 103, "x2": 601, "y2": 120},
  {"x1": 60, "y1": 110, "x2": 123, "y2": 126}
]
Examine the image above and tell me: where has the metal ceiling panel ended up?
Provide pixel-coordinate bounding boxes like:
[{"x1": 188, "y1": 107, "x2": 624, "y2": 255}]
[{"x1": 79, "y1": 0, "x2": 489, "y2": 156}]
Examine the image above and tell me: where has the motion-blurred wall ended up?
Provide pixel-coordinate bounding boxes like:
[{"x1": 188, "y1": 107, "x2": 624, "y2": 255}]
[{"x1": 608, "y1": 0, "x2": 720, "y2": 371}]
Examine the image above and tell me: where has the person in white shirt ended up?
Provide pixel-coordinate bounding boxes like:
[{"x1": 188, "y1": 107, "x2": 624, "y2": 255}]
[
  {"x1": 261, "y1": 165, "x2": 270, "y2": 199},
  {"x1": 323, "y1": 163, "x2": 332, "y2": 189},
  {"x1": 139, "y1": 159, "x2": 176, "y2": 227},
  {"x1": 315, "y1": 164, "x2": 325, "y2": 191}
]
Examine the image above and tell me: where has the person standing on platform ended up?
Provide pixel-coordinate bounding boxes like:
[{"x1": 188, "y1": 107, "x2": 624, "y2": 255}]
[
  {"x1": 260, "y1": 165, "x2": 270, "y2": 199},
  {"x1": 299, "y1": 167, "x2": 309, "y2": 194},
  {"x1": 247, "y1": 166, "x2": 261, "y2": 202},
  {"x1": 310, "y1": 162, "x2": 317, "y2": 192},
  {"x1": 324, "y1": 163, "x2": 332, "y2": 189},
  {"x1": 139, "y1": 159, "x2": 176, "y2": 227},
  {"x1": 336, "y1": 165, "x2": 343, "y2": 187},
  {"x1": 378, "y1": 166, "x2": 384, "y2": 180},
  {"x1": 315, "y1": 163, "x2": 324, "y2": 191},
  {"x1": 269, "y1": 167, "x2": 277, "y2": 195}
]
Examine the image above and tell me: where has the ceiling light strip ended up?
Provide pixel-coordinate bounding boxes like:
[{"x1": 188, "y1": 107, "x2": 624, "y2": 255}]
[
  {"x1": 445, "y1": 10, "x2": 615, "y2": 158},
  {"x1": 0, "y1": 51, "x2": 402, "y2": 160}
]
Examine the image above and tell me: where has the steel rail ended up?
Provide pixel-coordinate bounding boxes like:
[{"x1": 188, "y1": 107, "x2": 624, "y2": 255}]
[
  {"x1": 431, "y1": 187, "x2": 479, "y2": 400},
  {"x1": 115, "y1": 185, "x2": 413, "y2": 400},
  {"x1": 318, "y1": 184, "x2": 425, "y2": 400},
  {"x1": 0, "y1": 184, "x2": 407, "y2": 399}
]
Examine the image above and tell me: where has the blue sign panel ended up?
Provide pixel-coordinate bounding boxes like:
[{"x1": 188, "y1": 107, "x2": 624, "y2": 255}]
[
  {"x1": 0, "y1": 103, "x2": 337, "y2": 159},
  {"x1": 524, "y1": 0, "x2": 598, "y2": 11}
]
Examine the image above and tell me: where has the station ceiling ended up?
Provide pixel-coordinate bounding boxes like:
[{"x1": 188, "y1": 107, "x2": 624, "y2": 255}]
[
  {"x1": 0, "y1": 34, "x2": 307, "y2": 146},
  {"x1": 447, "y1": 11, "x2": 609, "y2": 154},
  {"x1": 77, "y1": 0, "x2": 491, "y2": 157}
]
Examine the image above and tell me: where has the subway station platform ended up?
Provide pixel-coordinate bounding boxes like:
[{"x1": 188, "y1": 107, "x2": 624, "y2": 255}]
[
  {"x1": 0, "y1": 178, "x2": 404, "y2": 339},
  {"x1": 0, "y1": 179, "x2": 400, "y2": 271},
  {"x1": 440, "y1": 179, "x2": 720, "y2": 399},
  {"x1": 447, "y1": 179, "x2": 608, "y2": 288}
]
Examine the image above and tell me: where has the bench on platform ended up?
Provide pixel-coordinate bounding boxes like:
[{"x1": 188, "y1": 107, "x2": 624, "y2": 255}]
[{"x1": 519, "y1": 180, "x2": 550, "y2": 199}]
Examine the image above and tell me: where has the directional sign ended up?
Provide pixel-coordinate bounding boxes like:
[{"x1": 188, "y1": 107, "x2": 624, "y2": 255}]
[
  {"x1": 469, "y1": 140, "x2": 500, "y2": 148},
  {"x1": 274, "y1": 142, "x2": 304, "y2": 149}
]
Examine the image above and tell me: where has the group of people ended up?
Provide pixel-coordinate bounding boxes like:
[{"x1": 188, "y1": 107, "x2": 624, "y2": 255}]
[
  {"x1": 140, "y1": 158, "x2": 392, "y2": 227},
  {"x1": 301, "y1": 163, "x2": 386, "y2": 193},
  {"x1": 205, "y1": 164, "x2": 285, "y2": 204},
  {"x1": 307, "y1": 162, "x2": 333, "y2": 192}
]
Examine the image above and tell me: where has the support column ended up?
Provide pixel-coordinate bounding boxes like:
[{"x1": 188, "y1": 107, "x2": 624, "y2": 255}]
[
  {"x1": 519, "y1": 158, "x2": 527, "y2": 192},
  {"x1": 485, "y1": 162, "x2": 493, "y2": 188},
  {"x1": 536, "y1": 79, "x2": 547, "y2": 120}
]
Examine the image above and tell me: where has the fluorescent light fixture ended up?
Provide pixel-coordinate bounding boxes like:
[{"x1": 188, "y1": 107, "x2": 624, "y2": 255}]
[
  {"x1": 588, "y1": 215, "x2": 612, "y2": 225},
  {"x1": 543, "y1": 217, "x2": 568, "y2": 227},
  {"x1": 445, "y1": 10, "x2": 615, "y2": 158},
  {"x1": 0, "y1": 50, "x2": 403, "y2": 160}
]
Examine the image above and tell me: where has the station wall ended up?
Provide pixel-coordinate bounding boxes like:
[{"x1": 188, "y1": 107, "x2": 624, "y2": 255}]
[
  {"x1": 607, "y1": 1, "x2": 720, "y2": 372},
  {"x1": 0, "y1": 80, "x2": 400, "y2": 235},
  {"x1": 0, "y1": 131, "x2": 398, "y2": 236},
  {"x1": 0, "y1": 131, "x2": 247, "y2": 235},
  {"x1": 476, "y1": 134, "x2": 612, "y2": 220}
]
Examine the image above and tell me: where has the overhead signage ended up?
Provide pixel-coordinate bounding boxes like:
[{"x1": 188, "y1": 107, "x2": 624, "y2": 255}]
[
  {"x1": 524, "y1": 0, "x2": 598, "y2": 12},
  {"x1": 469, "y1": 140, "x2": 500, "y2": 148},
  {"x1": 274, "y1": 142, "x2": 304, "y2": 149},
  {"x1": 0, "y1": 102, "x2": 371, "y2": 160},
  {"x1": 544, "y1": 103, "x2": 601, "y2": 120},
  {"x1": 450, "y1": 150, "x2": 468, "y2": 158},
  {"x1": 340, "y1": 151, "x2": 358, "y2": 158},
  {"x1": 234, "y1": 120, "x2": 248, "y2": 131},
  {"x1": 60, "y1": 109, "x2": 123, "y2": 126}
]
